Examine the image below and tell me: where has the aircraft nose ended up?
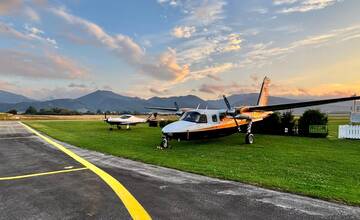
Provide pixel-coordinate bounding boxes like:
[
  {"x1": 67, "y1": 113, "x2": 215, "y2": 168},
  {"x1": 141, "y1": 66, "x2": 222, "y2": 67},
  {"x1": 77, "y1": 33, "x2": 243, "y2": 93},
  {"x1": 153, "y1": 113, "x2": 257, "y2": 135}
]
[{"x1": 162, "y1": 120, "x2": 194, "y2": 134}]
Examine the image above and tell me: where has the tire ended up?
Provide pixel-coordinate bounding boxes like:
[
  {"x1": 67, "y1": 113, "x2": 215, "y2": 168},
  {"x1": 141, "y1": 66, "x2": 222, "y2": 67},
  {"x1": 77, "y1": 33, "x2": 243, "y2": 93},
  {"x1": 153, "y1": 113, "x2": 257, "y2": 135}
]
[
  {"x1": 160, "y1": 137, "x2": 169, "y2": 149},
  {"x1": 245, "y1": 133, "x2": 254, "y2": 144},
  {"x1": 117, "y1": 125, "x2": 121, "y2": 130}
]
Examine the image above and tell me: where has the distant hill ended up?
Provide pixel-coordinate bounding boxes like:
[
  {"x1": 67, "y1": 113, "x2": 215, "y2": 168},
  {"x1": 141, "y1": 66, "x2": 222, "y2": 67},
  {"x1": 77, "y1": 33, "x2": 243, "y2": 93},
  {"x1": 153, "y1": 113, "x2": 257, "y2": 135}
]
[
  {"x1": 0, "y1": 89, "x2": 354, "y2": 113},
  {"x1": 0, "y1": 90, "x2": 35, "y2": 104}
]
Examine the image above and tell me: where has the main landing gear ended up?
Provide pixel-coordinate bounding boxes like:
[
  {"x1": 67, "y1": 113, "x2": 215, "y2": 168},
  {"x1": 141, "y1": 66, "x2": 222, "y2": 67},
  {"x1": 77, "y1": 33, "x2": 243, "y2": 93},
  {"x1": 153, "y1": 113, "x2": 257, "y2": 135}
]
[{"x1": 245, "y1": 121, "x2": 254, "y2": 144}]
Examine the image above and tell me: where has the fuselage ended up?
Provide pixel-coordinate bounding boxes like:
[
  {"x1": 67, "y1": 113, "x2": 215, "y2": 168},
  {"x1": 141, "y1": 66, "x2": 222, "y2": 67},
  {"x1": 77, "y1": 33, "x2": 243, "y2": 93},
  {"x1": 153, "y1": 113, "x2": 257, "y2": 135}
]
[
  {"x1": 105, "y1": 114, "x2": 147, "y2": 125},
  {"x1": 162, "y1": 109, "x2": 272, "y2": 140}
]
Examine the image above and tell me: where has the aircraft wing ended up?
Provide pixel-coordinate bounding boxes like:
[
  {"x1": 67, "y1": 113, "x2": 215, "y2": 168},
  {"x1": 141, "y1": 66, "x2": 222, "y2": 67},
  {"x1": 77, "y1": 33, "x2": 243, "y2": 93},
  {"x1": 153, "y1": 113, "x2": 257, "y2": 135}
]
[
  {"x1": 144, "y1": 106, "x2": 178, "y2": 112},
  {"x1": 246, "y1": 95, "x2": 360, "y2": 112}
]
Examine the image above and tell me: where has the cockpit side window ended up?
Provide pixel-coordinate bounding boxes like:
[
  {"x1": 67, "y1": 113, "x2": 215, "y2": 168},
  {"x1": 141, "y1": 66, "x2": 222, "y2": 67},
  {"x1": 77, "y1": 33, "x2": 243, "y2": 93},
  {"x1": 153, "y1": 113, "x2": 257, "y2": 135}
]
[
  {"x1": 181, "y1": 112, "x2": 200, "y2": 122},
  {"x1": 212, "y1": 114, "x2": 218, "y2": 122},
  {"x1": 181, "y1": 112, "x2": 207, "y2": 123}
]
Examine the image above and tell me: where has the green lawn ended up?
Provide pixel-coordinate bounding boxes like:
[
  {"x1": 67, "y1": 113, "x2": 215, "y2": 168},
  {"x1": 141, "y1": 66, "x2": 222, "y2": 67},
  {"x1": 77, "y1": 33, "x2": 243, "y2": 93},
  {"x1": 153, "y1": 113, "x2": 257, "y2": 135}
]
[{"x1": 25, "y1": 117, "x2": 360, "y2": 206}]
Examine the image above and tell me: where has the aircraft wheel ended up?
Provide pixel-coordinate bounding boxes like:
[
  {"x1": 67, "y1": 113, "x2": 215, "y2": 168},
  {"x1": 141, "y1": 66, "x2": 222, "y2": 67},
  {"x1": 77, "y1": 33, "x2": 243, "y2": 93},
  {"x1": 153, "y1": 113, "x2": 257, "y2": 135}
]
[
  {"x1": 245, "y1": 133, "x2": 254, "y2": 144},
  {"x1": 117, "y1": 125, "x2": 121, "y2": 130},
  {"x1": 160, "y1": 136, "x2": 169, "y2": 149},
  {"x1": 109, "y1": 127, "x2": 113, "y2": 131}
]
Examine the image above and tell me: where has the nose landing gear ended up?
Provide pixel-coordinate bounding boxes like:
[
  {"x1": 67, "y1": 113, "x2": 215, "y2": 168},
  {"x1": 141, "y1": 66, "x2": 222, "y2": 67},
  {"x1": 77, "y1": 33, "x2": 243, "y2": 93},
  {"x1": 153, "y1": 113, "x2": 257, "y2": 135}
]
[{"x1": 245, "y1": 121, "x2": 254, "y2": 144}]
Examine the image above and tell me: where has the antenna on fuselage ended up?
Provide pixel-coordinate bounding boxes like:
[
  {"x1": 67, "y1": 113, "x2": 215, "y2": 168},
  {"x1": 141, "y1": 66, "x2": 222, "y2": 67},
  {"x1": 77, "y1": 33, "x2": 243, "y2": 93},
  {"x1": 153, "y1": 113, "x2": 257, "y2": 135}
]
[{"x1": 196, "y1": 104, "x2": 200, "y2": 110}]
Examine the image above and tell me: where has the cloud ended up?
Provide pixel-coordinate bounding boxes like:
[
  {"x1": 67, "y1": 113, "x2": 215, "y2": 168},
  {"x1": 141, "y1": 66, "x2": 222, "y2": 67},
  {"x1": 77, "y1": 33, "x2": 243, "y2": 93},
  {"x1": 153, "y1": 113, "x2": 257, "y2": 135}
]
[
  {"x1": 24, "y1": 24, "x2": 57, "y2": 47},
  {"x1": 171, "y1": 26, "x2": 196, "y2": 38},
  {"x1": 222, "y1": 33, "x2": 242, "y2": 52},
  {"x1": 199, "y1": 82, "x2": 255, "y2": 95},
  {"x1": 188, "y1": 62, "x2": 234, "y2": 81},
  {"x1": 0, "y1": 49, "x2": 88, "y2": 79},
  {"x1": 0, "y1": 80, "x2": 18, "y2": 92},
  {"x1": 51, "y1": 7, "x2": 144, "y2": 63},
  {"x1": 0, "y1": 0, "x2": 44, "y2": 21},
  {"x1": 184, "y1": 0, "x2": 227, "y2": 26},
  {"x1": 24, "y1": 7, "x2": 40, "y2": 22},
  {"x1": 275, "y1": 0, "x2": 341, "y2": 13},
  {"x1": 68, "y1": 83, "x2": 88, "y2": 88},
  {"x1": 273, "y1": 0, "x2": 299, "y2": 5},
  {"x1": 241, "y1": 24, "x2": 360, "y2": 67},
  {"x1": 0, "y1": 0, "x2": 22, "y2": 15},
  {"x1": 157, "y1": 0, "x2": 178, "y2": 7},
  {"x1": 52, "y1": 7, "x2": 192, "y2": 83},
  {"x1": 141, "y1": 48, "x2": 190, "y2": 82},
  {"x1": 0, "y1": 22, "x2": 57, "y2": 47},
  {"x1": 0, "y1": 22, "x2": 30, "y2": 40},
  {"x1": 176, "y1": 32, "x2": 243, "y2": 65},
  {"x1": 149, "y1": 87, "x2": 169, "y2": 95},
  {"x1": 251, "y1": 8, "x2": 269, "y2": 14}
]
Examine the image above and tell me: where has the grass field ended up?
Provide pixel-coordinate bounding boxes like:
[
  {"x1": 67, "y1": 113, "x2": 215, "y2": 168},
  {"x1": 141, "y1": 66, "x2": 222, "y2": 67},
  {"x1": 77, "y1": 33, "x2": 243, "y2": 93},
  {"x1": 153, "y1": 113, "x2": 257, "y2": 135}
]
[{"x1": 25, "y1": 117, "x2": 360, "y2": 206}]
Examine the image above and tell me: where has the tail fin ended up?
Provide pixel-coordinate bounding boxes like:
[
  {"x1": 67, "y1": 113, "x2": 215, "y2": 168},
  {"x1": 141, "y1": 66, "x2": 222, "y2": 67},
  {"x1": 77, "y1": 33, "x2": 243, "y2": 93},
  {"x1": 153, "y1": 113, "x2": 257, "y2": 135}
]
[{"x1": 257, "y1": 77, "x2": 271, "y2": 106}]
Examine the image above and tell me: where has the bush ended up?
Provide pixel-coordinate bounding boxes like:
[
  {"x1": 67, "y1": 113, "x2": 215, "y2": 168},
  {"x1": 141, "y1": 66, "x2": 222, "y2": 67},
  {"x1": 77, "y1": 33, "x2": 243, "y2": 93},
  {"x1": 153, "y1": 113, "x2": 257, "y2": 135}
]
[
  {"x1": 25, "y1": 106, "x2": 37, "y2": 115},
  {"x1": 298, "y1": 109, "x2": 328, "y2": 137},
  {"x1": 7, "y1": 109, "x2": 17, "y2": 115},
  {"x1": 159, "y1": 120, "x2": 176, "y2": 128},
  {"x1": 252, "y1": 112, "x2": 282, "y2": 135},
  {"x1": 38, "y1": 108, "x2": 80, "y2": 115},
  {"x1": 281, "y1": 111, "x2": 295, "y2": 135}
]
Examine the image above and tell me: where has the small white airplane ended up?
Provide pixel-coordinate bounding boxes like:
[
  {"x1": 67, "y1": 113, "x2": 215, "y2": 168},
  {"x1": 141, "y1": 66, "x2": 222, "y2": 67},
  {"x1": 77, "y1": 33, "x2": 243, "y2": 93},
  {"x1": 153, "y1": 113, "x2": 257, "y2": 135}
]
[
  {"x1": 146, "y1": 77, "x2": 360, "y2": 149},
  {"x1": 104, "y1": 113, "x2": 156, "y2": 130}
]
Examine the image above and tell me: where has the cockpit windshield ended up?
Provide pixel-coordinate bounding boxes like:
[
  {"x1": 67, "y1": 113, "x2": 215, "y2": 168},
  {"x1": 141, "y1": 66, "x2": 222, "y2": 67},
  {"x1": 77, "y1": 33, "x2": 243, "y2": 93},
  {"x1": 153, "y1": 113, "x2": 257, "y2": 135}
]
[
  {"x1": 180, "y1": 111, "x2": 207, "y2": 123},
  {"x1": 120, "y1": 115, "x2": 131, "y2": 119}
]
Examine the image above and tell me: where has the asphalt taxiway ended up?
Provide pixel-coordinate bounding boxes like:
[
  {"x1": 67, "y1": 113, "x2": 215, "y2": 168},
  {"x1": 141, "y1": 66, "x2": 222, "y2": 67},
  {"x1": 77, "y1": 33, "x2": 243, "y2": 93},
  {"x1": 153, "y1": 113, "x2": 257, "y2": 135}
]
[{"x1": 0, "y1": 121, "x2": 359, "y2": 219}]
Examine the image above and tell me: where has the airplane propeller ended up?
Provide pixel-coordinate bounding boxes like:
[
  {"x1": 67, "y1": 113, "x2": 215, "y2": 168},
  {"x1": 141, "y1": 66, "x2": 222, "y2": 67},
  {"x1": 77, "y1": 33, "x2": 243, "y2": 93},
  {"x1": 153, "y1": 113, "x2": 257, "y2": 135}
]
[{"x1": 223, "y1": 95, "x2": 241, "y2": 132}]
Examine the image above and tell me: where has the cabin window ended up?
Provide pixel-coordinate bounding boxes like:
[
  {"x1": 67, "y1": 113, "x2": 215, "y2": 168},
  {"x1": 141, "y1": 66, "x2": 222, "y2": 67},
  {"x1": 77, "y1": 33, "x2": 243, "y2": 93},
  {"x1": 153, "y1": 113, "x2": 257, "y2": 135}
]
[
  {"x1": 199, "y1": 114, "x2": 207, "y2": 123},
  {"x1": 219, "y1": 113, "x2": 226, "y2": 121},
  {"x1": 212, "y1": 114, "x2": 218, "y2": 122}
]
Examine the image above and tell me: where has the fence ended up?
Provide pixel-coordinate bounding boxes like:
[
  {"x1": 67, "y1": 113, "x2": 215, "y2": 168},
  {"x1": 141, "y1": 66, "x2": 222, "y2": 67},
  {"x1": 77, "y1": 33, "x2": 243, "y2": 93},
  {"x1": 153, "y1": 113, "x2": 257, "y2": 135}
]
[{"x1": 338, "y1": 125, "x2": 360, "y2": 139}]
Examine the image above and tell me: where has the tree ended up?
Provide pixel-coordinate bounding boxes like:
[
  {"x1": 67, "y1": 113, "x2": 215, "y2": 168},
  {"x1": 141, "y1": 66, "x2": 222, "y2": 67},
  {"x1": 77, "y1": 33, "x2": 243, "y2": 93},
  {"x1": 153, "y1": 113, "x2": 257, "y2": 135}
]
[
  {"x1": 298, "y1": 109, "x2": 328, "y2": 137},
  {"x1": 25, "y1": 106, "x2": 37, "y2": 115},
  {"x1": 252, "y1": 112, "x2": 282, "y2": 135},
  {"x1": 281, "y1": 111, "x2": 295, "y2": 135},
  {"x1": 7, "y1": 109, "x2": 17, "y2": 115}
]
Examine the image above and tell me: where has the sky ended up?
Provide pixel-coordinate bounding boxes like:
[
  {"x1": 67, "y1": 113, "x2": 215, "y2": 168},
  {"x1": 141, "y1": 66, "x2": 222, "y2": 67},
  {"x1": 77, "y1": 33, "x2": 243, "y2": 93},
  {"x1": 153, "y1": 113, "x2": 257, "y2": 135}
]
[{"x1": 0, "y1": 0, "x2": 360, "y2": 100}]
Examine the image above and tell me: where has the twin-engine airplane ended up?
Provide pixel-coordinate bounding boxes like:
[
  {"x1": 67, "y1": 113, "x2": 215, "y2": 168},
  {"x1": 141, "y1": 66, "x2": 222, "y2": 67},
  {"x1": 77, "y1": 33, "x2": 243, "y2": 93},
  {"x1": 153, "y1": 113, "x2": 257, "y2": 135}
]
[
  {"x1": 104, "y1": 113, "x2": 156, "y2": 130},
  {"x1": 146, "y1": 77, "x2": 360, "y2": 148}
]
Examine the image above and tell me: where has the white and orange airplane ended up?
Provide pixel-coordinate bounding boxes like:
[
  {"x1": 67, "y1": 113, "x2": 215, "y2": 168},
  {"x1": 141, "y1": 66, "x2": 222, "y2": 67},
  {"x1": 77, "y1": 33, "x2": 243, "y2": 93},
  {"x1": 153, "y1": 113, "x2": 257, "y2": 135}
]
[{"x1": 147, "y1": 77, "x2": 360, "y2": 148}]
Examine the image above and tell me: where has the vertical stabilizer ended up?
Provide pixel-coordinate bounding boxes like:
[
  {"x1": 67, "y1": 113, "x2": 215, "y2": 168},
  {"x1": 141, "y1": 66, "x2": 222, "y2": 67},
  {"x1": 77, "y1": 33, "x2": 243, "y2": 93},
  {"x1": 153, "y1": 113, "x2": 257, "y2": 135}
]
[{"x1": 257, "y1": 77, "x2": 271, "y2": 106}]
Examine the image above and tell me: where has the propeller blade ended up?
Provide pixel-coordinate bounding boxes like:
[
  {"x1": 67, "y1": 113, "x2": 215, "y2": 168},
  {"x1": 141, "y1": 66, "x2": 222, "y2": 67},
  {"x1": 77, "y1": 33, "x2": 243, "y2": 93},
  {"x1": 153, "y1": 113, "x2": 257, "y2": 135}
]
[
  {"x1": 223, "y1": 95, "x2": 241, "y2": 132},
  {"x1": 223, "y1": 95, "x2": 231, "y2": 110}
]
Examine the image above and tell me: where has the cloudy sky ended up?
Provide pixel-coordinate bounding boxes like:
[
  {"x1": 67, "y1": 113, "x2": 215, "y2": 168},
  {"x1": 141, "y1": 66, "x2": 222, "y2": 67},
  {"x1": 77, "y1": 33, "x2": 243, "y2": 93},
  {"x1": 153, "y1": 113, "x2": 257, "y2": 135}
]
[{"x1": 0, "y1": 0, "x2": 359, "y2": 100}]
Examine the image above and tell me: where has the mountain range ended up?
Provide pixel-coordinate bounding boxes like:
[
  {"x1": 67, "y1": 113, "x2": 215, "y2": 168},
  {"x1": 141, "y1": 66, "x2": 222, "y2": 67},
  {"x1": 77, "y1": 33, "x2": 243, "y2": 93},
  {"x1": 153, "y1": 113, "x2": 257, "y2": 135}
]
[{"x1": 0, "y1": 90, "x2": 354, "y2": 113}]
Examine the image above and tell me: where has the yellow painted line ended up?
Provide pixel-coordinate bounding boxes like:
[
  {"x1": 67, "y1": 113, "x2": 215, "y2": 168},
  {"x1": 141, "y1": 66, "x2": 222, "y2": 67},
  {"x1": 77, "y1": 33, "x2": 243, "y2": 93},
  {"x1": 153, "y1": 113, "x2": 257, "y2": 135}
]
[
  {"x1": 0, "y1": 167, "x2": 88, "y2": 181},
  {"x1": 20, "y1": 122, "x2": 151, "y2": 220}
]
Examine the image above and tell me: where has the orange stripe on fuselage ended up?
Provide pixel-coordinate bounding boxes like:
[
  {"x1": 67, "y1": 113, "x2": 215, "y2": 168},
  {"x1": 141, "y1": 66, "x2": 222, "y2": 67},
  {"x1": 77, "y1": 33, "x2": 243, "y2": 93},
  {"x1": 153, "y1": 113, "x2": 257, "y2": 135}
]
[{"x1": 194, "y1": 111, "x2": 272, "y2": 132}]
